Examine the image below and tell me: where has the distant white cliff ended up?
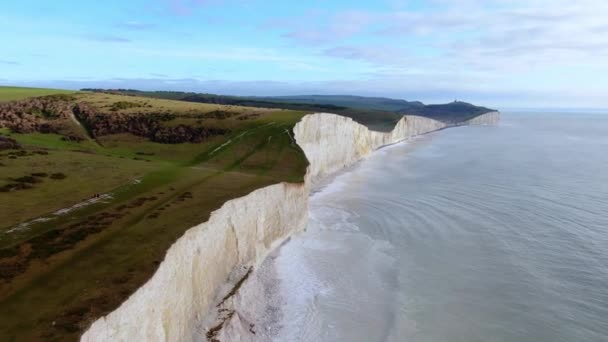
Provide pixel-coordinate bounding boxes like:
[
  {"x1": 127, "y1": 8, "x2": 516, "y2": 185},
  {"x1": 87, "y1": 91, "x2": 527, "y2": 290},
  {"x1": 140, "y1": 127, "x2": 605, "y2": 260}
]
[
  {"x1": 295, "y1": 114, "x2": 447, "y2": 184},
  {"x1": 81, "y1": 112, "x2": 498, "y2": 342},
  {"x1": 465, "y1": 111, "x2": 501, "y2": 126}
]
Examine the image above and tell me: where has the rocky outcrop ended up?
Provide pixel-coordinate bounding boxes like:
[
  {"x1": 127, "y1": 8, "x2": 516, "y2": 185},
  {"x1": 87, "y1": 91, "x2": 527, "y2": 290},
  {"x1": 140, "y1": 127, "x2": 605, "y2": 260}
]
[{"x1": 80, "y1": 112, "x2": 496, "y2": 342}]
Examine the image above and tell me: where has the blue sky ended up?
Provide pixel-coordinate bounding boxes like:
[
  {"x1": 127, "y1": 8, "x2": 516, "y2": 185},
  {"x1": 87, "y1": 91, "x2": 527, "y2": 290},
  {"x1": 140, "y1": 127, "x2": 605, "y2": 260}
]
[{"x1": 1, "y1": 0, "x2": 607, "y2": 108}]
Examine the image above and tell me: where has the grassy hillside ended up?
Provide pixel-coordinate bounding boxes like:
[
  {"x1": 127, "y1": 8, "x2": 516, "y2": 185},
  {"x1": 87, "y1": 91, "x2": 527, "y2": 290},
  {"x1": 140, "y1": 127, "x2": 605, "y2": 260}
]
[
  {"x1": 259, "y1": 94, "x2": 425, "y2": 112},
  {"x1": 82, "y1": 89, "x2": 496, "y2": 127},
  {"x1": 0, "y1": 89, "x2": 309, "y2": 341},
  {"x1": 0, "y1": 86, "x2": 76, "y2": 102},
  {"x1": 79, "y1": 89, "x2": 408, "y2": 130}
]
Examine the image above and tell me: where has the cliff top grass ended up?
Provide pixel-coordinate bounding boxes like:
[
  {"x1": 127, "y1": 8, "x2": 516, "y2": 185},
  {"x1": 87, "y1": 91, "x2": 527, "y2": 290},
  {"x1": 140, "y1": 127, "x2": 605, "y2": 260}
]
[
  {"x1": 86, "y1": 88, "x2": 496, "y2": 129},
  {"x1": 0, "y1": 86, "x2": 76, "y2": 102},
  {"x1": 0, "y1": 88, "x2": 309, "y2": 341}
]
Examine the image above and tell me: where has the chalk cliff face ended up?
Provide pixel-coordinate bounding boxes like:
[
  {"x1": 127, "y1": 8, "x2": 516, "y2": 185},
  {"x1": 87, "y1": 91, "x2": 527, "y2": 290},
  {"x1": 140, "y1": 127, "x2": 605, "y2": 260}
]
[
  {"x1": 81, "y1": 183, "x2": 307, "y2": 342},
  {"x1": 81, "y1": 112, "x2": 494, "y2": 342},
  {"x1": 465, "y1": 111, "x2": 500, "y2": 126},
  {"x1": 295, "y1": 114, "x2": 446, "y2": 184}
]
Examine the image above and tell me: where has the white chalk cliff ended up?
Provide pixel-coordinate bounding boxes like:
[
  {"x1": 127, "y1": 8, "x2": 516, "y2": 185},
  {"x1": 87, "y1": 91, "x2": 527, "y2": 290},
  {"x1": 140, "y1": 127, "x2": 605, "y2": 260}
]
[
  {"x1": 465, "y1": 111, "x2": 501, "y2": 126},
  {"x1": 295, "y1": 114, "x2": 447, "y2": 184},
  {"x1": 81, "y1": 112, "x2": 499, "y2": 342}
]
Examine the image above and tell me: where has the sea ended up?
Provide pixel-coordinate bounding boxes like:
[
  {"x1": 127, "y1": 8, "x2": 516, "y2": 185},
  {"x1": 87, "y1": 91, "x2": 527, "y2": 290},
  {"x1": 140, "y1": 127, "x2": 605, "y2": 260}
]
[{"x1": 252, "y1": 111, "x2": 608, "y2": 342}]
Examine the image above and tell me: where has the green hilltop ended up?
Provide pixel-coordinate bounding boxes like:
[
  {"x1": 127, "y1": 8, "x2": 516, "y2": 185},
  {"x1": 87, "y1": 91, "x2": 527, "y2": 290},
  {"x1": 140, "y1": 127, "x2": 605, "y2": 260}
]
[
  {"x1": 82, "y1": 89, "x2": 497, "y2": 130},
  {"x1": 0, "y1": 86, "x2": 76, "y2": 102},
  {"x1": 0, "y1": 85, "x2": 495, "y2": 341},
  {"x1": 0, "y1": 88, "x2": 308, "y2": 341}
]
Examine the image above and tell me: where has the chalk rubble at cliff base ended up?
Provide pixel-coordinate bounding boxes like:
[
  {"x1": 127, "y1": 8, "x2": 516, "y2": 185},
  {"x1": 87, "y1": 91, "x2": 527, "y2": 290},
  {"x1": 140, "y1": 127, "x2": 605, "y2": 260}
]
[{"x1": 81, "y1": 112, "x2": 499, "y2": 342}]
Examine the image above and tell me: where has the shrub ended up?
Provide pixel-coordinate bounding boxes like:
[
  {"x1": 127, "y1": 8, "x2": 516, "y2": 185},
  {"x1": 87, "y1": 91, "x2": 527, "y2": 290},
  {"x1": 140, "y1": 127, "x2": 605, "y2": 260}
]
[
  {"x1": 109, "y1": 101, "x2": 142, "y2": 111},
  {"x1": 50, "y1": 172, "x2": 67, "y2": 180},
  {"x1": 61, "y1": 135, "x2": 84, "y2": 142},
  {"x1": 31, "y1": 172, "x2": 48, "y2": 177},
  {"x1": 41, "y1": 94, "x2": 76, "y2": 102},
  {"x1": 13, "y1": 176, "x2": 39, "y2": 183},
  {"x1": 0, "y1": 183, "x2": 33, "y2": 192}
]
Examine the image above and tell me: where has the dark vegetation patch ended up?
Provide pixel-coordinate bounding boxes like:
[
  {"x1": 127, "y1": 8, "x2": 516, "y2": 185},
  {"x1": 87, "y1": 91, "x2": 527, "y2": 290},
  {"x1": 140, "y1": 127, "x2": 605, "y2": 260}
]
[
  {"x1": 1, "y1": 149, "x2": 51, "y2": 160},
  {"x1": 147, "y1": 192, "x2": 192, "y2": 219},
  {"x1": 0, "y1": 195, "x2": 160, "y2": 283},
  {"x1": 0, "y1": 95, "x2": 80, "y2": 135},
  {"x1": 0, "y1": 135, "x2": 21, "y2": 150},
  {"x1": 127, "y1": 196, "x2": 157, "y2": 208},
  {"x1": 0, "y1": 171, "x2": 64, "y2": 192},
  {"x1": 50, "y1": 172, "x2": 67, "y2": 180},
  {"x1": 0, "y1": 95, "x2": 228, "y2": 145},
  {"x1": 0, "y1": 168, "x2": 67, "y2": 192},
  {"x1": 148, "y1": 112, "x2": 176, "y2": 121},
  {"x1": 61, "y1": 135, "x2": 85, "y2": 142},
  {"x1": 74, "y1": 103, "x2": 229, "y2": 144},
  {"x1": 7, "y1": 150, "x2": 28, "y2": 157},
  {"x1": 236, "y1": 113, "x2": 261, "y2": 121},
  {"x1": 109, "y1": 101, "x2": 142, "y2": 111},
  {"x1": 50, "y1": 295, "x2": 117, "y2": 336},
  {"x1": 12, "y1": 175, "x2": 41, "y2": 184},
  {"x1": 194, "y1": 110, "x2": 238, "y2": 120},
  {"x1": 42, "y1": 94, "x2": 77, "y2": 102},
  {"x1": 0, "y1": 182, "x2": 33, "y2": 192}
]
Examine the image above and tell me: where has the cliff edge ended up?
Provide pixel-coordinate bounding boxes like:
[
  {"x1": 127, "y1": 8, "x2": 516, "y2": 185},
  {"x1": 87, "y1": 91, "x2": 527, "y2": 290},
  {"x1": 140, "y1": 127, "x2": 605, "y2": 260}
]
[{"x1": 81, "y1": 111, "x2": 499, "y2": 341}]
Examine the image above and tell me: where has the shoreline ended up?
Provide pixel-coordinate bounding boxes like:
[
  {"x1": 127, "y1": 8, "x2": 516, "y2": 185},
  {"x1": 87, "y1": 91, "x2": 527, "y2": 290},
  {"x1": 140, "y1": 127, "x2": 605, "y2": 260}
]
[
  {"x1": 81, "y1": 112, "x2": 499, "y2": 341},
  {"x1": 215, "y1": 123, "x2": 442, "y2": 341}
]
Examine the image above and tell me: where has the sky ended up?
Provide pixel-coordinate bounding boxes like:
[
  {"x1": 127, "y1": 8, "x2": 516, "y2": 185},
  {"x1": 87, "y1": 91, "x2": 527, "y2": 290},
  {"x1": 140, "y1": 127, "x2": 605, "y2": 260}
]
[{"x1": 1, "y1": 0, "x2": 607, "y2": 108}]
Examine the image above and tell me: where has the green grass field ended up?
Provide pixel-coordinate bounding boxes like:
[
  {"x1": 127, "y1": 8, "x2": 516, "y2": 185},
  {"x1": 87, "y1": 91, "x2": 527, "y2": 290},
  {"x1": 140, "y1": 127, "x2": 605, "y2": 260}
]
[
  {"x1": 0, "y1": 88, "x2": 309, "y2": 341},
  {"x1": 0, "y1": 86, "x2": 76, "y2": 102}
]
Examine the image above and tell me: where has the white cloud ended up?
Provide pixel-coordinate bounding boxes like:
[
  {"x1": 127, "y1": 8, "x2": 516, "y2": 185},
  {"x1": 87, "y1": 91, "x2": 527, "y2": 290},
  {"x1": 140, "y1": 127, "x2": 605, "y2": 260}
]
[{"x1": 277, "y1": 0, "x2": 608, "y2": 73}]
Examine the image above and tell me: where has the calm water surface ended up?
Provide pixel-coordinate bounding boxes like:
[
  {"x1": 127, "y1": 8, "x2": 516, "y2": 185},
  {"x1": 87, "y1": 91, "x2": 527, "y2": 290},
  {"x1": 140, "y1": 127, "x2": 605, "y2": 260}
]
[{"x1": 264, "y1": 112, "x2": 608, "y2": 342}]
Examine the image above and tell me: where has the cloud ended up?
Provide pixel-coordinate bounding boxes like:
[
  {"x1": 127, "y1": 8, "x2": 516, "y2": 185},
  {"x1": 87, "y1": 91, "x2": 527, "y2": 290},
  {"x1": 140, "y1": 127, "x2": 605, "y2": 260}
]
[
  {"x1": 273, "y1": 0, "x2": 608, "y2": 77},
  {"x1": 0, "y1": 60, "x2": 20, "y2": 66},
  {"x1": 277, "y1": 10, "x2": 375, "y2": 45},
  {"x1": 84, "y1": 34, "x2": 132, "y2": 43},
  {"x1": 120, "y1": 21, "x2": 156, "y2": 30},
  {"x1": 149, "y1": 73, "x2": 169, "y2": 78}
]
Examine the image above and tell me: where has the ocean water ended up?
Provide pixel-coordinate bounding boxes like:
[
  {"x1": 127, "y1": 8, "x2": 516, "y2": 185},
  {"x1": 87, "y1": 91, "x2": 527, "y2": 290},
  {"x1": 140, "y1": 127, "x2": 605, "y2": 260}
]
[{"x1": 259, "y1": 112, "x2": 608, "y2": 342}]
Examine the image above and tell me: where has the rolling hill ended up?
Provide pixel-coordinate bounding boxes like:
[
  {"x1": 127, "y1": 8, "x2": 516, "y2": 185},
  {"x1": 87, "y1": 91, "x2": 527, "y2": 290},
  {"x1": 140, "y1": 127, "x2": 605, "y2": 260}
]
[
  {"x1": 81, "y1": 89, "x2": 497, "y2": 129},
  {"x1": 0, "y1": 89, "x2": 308, "y2": 341}
]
